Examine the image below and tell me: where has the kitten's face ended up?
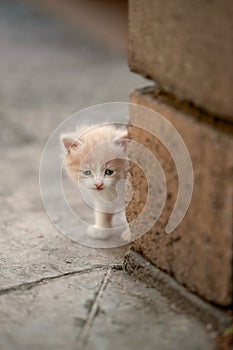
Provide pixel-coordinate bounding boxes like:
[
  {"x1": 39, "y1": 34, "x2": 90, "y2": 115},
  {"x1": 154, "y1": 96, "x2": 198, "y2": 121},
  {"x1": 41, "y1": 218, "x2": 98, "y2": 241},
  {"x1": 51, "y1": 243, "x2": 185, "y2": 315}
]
[
  {"x1": 78, "y1": 156, "x2": 126, "y2": 192},
  {"x1": 61, "y1": 125, "x2": 128, "y2": 194}
]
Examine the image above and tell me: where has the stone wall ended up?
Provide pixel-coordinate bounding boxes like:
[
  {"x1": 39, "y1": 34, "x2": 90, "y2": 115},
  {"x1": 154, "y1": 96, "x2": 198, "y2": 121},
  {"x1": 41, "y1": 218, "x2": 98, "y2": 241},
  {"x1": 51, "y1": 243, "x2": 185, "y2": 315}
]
[
  {"x1": 129, "y1": 0, "x2": 233, "y2": 120},
  {"x1": 126, "y1": 0, "x2": 233, "y2": 306}
]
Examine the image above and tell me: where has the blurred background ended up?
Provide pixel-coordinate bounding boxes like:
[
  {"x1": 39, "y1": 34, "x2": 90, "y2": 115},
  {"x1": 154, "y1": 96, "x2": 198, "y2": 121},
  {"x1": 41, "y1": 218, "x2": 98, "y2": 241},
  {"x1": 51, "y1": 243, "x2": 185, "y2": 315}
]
[{"x1": 0, "y1": 0, "x2": 147, "y2": 148}]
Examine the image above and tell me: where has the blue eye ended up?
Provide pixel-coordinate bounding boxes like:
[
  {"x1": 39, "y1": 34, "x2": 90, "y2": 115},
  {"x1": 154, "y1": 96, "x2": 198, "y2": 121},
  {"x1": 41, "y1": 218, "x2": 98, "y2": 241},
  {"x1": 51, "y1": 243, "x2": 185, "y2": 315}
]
[
  {"x1": 83, "y1": 170, "x2": 91, "y2": 176},
  {"x1": 105, "y1": 169, "x2": 114, "y2": 176}
]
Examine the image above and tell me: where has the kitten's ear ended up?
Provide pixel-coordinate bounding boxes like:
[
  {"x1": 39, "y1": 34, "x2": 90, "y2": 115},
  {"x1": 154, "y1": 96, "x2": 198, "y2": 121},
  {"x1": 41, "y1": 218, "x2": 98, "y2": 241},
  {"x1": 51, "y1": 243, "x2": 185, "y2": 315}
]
[
  {"x1": 61, "y1": 133, "x2": 81, "y2": 152},
  {"x1": 113, "y1": 131, "x2": 129, "y2": 148}
]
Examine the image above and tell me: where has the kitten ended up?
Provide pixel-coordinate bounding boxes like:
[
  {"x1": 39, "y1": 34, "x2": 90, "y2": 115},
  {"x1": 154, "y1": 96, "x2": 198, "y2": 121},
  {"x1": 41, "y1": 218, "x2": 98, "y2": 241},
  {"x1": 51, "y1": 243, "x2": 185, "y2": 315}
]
[{"x1": 61, "y1": 124, "x2": 130, "y2": 240}]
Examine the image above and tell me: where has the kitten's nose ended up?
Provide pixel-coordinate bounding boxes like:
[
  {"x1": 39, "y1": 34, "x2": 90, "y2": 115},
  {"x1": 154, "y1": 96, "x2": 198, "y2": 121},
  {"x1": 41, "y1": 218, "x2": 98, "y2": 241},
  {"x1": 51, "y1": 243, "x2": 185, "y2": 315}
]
[{"x1": 94, "y1": 181, "x2": 104, "y2": 189}]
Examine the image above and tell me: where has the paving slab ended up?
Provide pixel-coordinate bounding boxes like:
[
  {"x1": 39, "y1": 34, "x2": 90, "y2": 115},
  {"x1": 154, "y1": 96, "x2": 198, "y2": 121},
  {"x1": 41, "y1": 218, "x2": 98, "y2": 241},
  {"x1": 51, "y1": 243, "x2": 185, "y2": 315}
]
[
  {"x1": 0, "y1": 145, "x2": 126, "y2": 291},
  {"x1": 0, "y1": 269, "x2": 106, "y2": 350},
  {"x1": 85, "y1": 270, "x2": 215, "y2": 350},
  {"x1": 0, "y1": 0, "x2": 138, "y2": 291}
]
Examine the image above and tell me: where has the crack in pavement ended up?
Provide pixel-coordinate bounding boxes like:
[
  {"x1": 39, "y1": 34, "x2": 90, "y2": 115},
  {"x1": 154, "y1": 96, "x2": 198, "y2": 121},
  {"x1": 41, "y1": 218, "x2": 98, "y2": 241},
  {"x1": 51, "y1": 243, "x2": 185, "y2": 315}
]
[
  {"x1": 0, "y1": 264, "x2": 122, "y2": 296},
  {"x1": 76, "y1": 268, "x2": 112, "y2": 349}
]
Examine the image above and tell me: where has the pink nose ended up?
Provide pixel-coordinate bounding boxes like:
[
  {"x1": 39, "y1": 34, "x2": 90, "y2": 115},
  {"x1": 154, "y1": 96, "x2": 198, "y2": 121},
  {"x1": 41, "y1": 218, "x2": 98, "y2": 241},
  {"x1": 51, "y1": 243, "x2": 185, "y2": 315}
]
[{"x1": 94, "y1": 183, "x2": 103, "y2": 189}]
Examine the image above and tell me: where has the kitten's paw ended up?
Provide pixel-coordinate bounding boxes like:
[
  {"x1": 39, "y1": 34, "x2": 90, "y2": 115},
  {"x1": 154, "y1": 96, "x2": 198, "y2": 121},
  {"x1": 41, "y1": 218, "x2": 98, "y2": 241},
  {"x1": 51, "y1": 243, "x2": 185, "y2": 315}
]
[
  {"x1": 87, "y1": 225, "x2": 113, "y2": 240},
  {"x1": 112, "y1": 212, "x2": 128, "y2": 227},
  {"x1": 121, "y1": 228, "x2": 131, "y2": 242}
]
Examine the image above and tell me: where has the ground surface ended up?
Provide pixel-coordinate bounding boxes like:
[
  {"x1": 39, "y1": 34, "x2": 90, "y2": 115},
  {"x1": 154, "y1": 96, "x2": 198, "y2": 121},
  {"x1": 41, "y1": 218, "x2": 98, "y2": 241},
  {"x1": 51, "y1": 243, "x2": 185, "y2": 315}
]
[{"x1": 0, "y1": 1, "x2": 216, "y2": 349}]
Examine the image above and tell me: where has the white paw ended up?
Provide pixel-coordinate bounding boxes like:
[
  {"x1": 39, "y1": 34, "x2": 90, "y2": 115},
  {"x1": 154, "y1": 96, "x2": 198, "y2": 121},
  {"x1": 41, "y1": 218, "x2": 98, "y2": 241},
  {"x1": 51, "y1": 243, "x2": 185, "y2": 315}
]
[
  {"x1": 121, "y1": 228, "x2": 131, "y2": 241},
  {"x1": 112, "y1": 212, "x2": 128, "y2": 227},
  {"x1": 86, "y1": 225, "x2": 113, "y2": 240}
]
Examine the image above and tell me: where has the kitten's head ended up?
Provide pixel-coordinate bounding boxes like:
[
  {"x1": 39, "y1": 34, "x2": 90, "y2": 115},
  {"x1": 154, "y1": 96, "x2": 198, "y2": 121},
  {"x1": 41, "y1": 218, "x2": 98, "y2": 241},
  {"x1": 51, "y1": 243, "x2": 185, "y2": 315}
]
[{"x1": 61, "y1": 125, "x2": 128, "y2": 192}]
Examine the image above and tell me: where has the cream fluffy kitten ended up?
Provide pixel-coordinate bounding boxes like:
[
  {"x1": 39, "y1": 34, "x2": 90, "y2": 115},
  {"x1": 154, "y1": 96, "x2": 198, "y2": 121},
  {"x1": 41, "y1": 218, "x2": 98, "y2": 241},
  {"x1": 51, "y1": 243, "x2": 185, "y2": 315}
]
[{"x1": 61, "y1": 124, "x2": 130, "y2": 240}]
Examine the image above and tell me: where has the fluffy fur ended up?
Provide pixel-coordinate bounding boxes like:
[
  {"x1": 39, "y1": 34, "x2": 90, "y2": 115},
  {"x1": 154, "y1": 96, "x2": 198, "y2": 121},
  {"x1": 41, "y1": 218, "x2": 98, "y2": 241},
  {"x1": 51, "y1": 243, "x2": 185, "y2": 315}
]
[{"x1": 61, "y1": 124, "x2": 130, "y2": 240}]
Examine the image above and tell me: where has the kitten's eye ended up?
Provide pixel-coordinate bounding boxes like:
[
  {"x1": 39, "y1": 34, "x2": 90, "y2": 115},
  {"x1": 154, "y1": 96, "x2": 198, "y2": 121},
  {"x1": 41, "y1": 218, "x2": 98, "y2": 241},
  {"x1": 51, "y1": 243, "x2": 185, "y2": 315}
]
[
  {"x1": 105, "y1": 169, "x2": 114, "y2": 176},
  {"x1": 82, "y1": 170, "x2": 92, "y2": 176}
]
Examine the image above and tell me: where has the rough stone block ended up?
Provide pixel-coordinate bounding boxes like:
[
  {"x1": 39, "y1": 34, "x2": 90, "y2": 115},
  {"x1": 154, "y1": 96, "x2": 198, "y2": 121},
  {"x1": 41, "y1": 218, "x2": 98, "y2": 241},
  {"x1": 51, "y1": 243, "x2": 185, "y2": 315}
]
[
  {"x1": 126, "y1": 87, "x2": 233, "y2": 306},
  {"x1": 129, "y1": 0, "x2": 233, "y2": 120}
]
